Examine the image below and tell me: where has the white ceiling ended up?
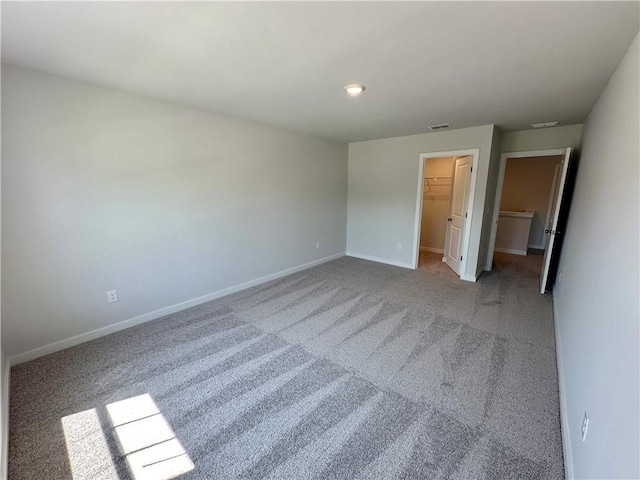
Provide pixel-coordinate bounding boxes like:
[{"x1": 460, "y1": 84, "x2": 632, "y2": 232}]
[{"x1": 2, "y1": 2, "x2": 638, "y2": 142}]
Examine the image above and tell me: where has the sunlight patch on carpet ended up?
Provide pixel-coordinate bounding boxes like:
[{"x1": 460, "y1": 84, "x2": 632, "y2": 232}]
[
  {"x1": 107, "y1": 394, "x2": 194, "y2": 480},
  {"x1": 62, "y1": 393, "x2": 193, "y2": 480},
  {"x1": 62, "y1": 408, "x2": 119, "y2": 480}
]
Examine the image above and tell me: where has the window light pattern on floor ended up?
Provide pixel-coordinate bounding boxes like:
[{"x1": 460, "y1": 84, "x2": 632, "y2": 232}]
[
  {"x1": 62, "y1": 394, "x2": 194, "y2": 480},
  {"x1": 62, "y1": 408, "x2": 119, "y2": 480},
  {"x1": 108, "y1": 394, "x2": 194, "y2": 480}
]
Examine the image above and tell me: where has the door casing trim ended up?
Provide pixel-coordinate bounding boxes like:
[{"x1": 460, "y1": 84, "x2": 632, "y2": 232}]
[{"x1": 413, "y1": 148, "x2": 479, "y2": 280}]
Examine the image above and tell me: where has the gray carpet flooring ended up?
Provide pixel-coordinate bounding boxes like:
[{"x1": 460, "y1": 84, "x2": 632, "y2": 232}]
[{"x1": 8, "y1": 252, "x2": 564, "y2": 480}]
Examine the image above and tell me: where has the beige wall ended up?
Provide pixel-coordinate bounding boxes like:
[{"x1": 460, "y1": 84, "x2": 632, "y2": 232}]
[
  {"x1": 2, "y1": 65, "x2": 348, "y2": 361},
  {"x1": 347, "y1": 124, "x2": 497, "y2": 280},
  {"x1": 553, "y1": 34, "x2": 638, "y2": 479},
  {"x1": 420, "y1": 157, "x2": 454, "y2": 252},
  {"x1": 481, "y1": 126, "x2": 503, "y2": 271},
  {"x1": 500, "y1": 155, "x2": 563, "y2": 248},
  {"x1": 495, "y1": 212, "x2": 534, "y2": 254},
  {"x1": 500, "y1": 124, "x2": 583, "y2": 153},
  {"x1": 486, "y1": 124, "x2": 581, "y2": 269}
]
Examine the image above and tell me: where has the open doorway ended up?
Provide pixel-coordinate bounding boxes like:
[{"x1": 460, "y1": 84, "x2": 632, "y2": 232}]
[
  {"x1": 486, "y1": 148, "x2": 573, "y2": 293},
  {"x1": 413, "y1": 149, "x2": 478, "y2": 280},
  {"x1": 419, "y1": 156, "x2": 453, "y2": 260}
]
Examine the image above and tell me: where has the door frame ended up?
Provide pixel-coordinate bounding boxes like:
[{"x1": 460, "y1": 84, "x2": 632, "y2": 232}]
[
  {"x1": 412, "y1": 148, "x2": 479, "y2": 280},
  {"x1": 485, "y1": 148, "x2": 567, "y2": 271},
  {"x1": 541, "y1": 163, "x2": 562, "y2": 251}
]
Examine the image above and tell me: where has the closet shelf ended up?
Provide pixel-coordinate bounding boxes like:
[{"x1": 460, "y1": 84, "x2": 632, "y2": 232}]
[
  {"x1": 424, "y1": 175, "x2": 452, "y2": 195},
  {"x1": 424, "y1": 177, "x2": 452, "y2": 185},
  {"x1": 423, "y1": 194, "x2": 450, "y2": 199}
]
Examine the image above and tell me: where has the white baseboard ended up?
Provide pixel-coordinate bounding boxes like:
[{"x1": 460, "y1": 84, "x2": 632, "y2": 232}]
[
  {"x1": 9, "y1": 252, "x2": 346, "y2": 366},
  {"x1": 345, "y1": 251, "x2": 414, "y2": 269},
  {"x1": 419, "y1": 247, "x2": 445, "y2": 254},
  {"x1": 494, "y1": 247, "x2": 528, "y2": 256},
  {"x1": 528, "y1": 243, "x2": 545, "y2": 250},
  {"x1": 553, "y1": 292, "x2": 574, "y2": 479},
  {"x1": 484, "y1": 256, "x2": 493, "y2": 272},
  {"x1": 0, "y1": 356, "x2": 9, "y2": 480}
]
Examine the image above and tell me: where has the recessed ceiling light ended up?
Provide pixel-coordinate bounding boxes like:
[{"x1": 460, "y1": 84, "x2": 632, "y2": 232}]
[
  {"x1": 531, "y1": 121, "x2": 559, "y2": 128},
  {"x1": 344, "y1": 84, "x2": 366, "y2": 96}
]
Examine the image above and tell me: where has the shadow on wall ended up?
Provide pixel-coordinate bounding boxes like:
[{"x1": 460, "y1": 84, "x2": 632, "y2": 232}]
[{"x1": 546, "y1": 150, "x2": 580, "y2": 292}]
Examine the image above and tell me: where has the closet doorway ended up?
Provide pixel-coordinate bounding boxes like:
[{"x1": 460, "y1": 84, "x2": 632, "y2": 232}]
[
  {"x1": 414, "y1": 151, "x2": 476, "y2": 279},
  {"x1": 419, "y1": 156, "x2": 454, "y2": 260}
]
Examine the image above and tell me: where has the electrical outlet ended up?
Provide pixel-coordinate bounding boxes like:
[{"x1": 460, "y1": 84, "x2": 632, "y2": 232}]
[
  {"x1": 316, "y1": 241, "x2": 321, "y2": 249},
  {"x1": 581, "y1": 411, "x2": 590, "y2": 441},
  {"x1": 397, "y1": 243, "x2": 402, "y2": 250},
  {"x1": 107, "y1": 290, "x2": 119, "y2": 303}
]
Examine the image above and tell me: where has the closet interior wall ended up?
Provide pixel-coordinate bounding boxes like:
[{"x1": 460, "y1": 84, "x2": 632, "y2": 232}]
[
  {"x1": 419, "y1": 156, "x2": 454, "y2": 254},
  {"x1": 499, "y1": 155, "x2": 564, "y2": 249}
]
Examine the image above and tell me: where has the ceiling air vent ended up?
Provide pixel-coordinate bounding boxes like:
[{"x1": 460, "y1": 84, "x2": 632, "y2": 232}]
[
  {"x1": 429, "y1": 123, "x2": 451, "y2": 131},
  {"x1": 531, "y1": 121, "x2": 559, "y2": 129}
]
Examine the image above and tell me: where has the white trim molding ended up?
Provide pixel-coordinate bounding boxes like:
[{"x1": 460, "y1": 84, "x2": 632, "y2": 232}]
[
  {"x1": 494, "y1": 247, "x2": 528, "y2": 256},
  {"x1": 460, "y1": 273, "x2": 478, "y2": 282},
  {"x1": 413, "y1": 148, "x2": 480, "y2": 282},
  {"x1": 419, "y1": 246, "x2": 445, "y2": 254},
  {"x1": 9, "y1": 252, "x2": 346, "y2": 365},
  {"x1": 346, "y1": 251, "x2": 414, "y2": 269}
]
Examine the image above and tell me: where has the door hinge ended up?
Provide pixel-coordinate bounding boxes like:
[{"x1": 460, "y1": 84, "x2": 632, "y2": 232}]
[
  {"x1": 470, "y1": 166, "x2": 473, "y2": 172},
  {"x1": 460, "y1": 255, "x2": 463, "y2": 261},
  {"x1": 465, "y1": 212, "x2": 468, "y2": 218}
]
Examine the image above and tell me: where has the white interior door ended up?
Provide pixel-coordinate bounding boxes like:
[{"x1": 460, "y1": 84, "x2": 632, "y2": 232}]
[
  {"x1": 540, "y1": 147, "x2": 572, "y2": 293},
  {"x1": 445, "y1": 156, "x2": 472, "y2": 275}
]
